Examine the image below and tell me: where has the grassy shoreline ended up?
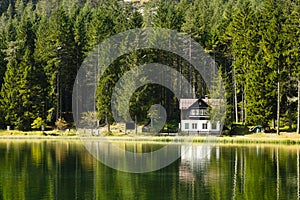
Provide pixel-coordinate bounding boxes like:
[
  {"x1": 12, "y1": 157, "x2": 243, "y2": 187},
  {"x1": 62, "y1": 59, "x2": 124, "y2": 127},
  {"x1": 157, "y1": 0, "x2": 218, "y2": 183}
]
[{"x1": 0, "y1": 130, "x2": 300, "y2": 145}]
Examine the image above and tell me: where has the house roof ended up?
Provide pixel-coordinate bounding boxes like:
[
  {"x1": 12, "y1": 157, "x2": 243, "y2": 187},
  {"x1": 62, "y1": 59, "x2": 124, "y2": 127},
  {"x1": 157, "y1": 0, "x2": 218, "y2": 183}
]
[
  {"x1": 180, "y1": 98, "x2": 223, "y2": 110},
  {"x1": 179, "y1": 99, "x2": 198, "y2": 109},
  {"x1": 202, "y1": 98, "x2": 224, "y2": 108}
]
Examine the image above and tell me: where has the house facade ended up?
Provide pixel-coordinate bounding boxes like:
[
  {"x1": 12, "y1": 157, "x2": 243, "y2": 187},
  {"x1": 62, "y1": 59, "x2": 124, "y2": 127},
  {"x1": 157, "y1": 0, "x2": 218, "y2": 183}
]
[{"x1": 179, "y1": 98, "x2": 221, "y2": 134}]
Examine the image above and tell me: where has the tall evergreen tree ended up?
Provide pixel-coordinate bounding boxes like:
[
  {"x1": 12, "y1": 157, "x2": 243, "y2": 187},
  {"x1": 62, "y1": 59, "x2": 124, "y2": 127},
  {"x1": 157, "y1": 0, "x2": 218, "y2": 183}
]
[
  {"x1": 259, "y1": 0, "x2": 286, "y2": 133},
  {"x1": 0, "y1": 28, "x2": 7, "y2": 89},
  {"x1": 0, "y1": 40, "x2": 21, "y2": 129},
  {"x1": 0, "y1": 13, "x2": 47, "y2": 130},
  {"x1": 35, "y1": 7, "x2": 76, "y2": 124}
]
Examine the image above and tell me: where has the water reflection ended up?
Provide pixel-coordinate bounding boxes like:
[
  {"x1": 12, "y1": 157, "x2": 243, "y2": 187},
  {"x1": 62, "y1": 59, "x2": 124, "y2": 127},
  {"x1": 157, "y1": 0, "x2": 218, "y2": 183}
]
[
  {"x1": 83, "y1": 140, "x2": 182, "y2": 173},
  {"x1": 0, "y1": 141, "x2": 299, "y2": 200},
  {"x1": 298, "y1": 149, "x2": 300, "y2": 200}
]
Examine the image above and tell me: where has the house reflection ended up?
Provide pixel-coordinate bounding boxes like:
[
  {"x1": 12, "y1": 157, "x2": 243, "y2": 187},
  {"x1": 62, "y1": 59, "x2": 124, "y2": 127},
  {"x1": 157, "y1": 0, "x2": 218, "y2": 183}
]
[{"x1": 179, "y1": 145, "x2": 219, "y2": 183}]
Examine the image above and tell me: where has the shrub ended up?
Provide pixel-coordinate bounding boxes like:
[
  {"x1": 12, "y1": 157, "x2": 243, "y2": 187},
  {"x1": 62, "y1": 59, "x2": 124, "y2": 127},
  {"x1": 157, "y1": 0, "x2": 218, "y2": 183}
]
[
  {"x1": 55, "y1": 118, "x2": 68, "y2": 130},
  {"x1": 31, "y1": 117, "x2": 46, "y2": 130}
]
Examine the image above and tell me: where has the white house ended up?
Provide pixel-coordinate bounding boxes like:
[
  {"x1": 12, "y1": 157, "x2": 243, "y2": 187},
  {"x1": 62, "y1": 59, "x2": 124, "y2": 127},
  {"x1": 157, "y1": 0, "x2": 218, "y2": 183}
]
[{"x1": 179, "y1": 98, "x2": 221, "y2": 134}]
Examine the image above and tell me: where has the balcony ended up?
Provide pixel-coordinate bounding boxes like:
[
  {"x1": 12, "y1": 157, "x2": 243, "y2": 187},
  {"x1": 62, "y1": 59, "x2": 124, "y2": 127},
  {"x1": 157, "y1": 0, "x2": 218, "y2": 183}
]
[{"x1": 189, "y1": 109, "x2": 209, "y2": 118}]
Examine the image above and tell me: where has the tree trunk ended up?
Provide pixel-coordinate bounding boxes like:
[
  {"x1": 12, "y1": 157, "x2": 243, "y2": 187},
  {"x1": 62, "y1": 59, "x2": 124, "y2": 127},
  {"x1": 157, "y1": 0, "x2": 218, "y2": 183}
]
[
  {"x1": 277, "y1": 64, "x2": 280, "y2": 135},
  {"x1": 297, "y1": 149, "x2": 299, "y2": 199},
  {"x1": 56, "y1": 70, "x2": 61, "y2": 120},
  {"x1": 233, "y1": 68, "x2": 239, "y2": 123},
  {"x1": 244, "y1": 88, "x2": 247, "y2": 124},
  {"x1": 297, "y1": 80, "x2": 300, "y2": 134},
  {"x1": 106, "y1": 113, "x2": 110, "y2": 133},
  {"x1": 107, "y1": 123, "x2": 110, "y2": 133},
  {"x1": 276, "y1": 147, "x2": 280, "y2": 200},
  {"x1": 288, "y1": 77, "x2": 292, "y2": 132},
  {"x1": 232, "y1": 148, "x2": 238, "y2": 200},
  {"x1": 241, "y1": 86, "x2": 244, "y2": 125},
  {"x1": 288, "y1": 101, "x2": 292, "y2": 132},
  {"x1": 189, "y1": 29, "x2": 192, "y2": 96}
]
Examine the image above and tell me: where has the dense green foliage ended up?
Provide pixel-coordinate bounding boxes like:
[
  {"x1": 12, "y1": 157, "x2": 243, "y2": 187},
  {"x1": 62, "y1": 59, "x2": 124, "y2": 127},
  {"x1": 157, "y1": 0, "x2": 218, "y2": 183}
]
[{"x1": 0, "y1": 0, "x2": 298, "y2": 131}]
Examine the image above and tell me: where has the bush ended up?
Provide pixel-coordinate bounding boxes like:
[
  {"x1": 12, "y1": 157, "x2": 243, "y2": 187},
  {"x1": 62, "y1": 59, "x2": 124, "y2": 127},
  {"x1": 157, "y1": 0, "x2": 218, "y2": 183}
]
[
  {"x1": 229, "y1": 124, "x2": 250, "y2": 135},
  {"x1": 31, "y1": 117, "x2": 46, "y2": 130},
  {"x1": 55, "y1": 118, "x2": 68, "y2": 130}
]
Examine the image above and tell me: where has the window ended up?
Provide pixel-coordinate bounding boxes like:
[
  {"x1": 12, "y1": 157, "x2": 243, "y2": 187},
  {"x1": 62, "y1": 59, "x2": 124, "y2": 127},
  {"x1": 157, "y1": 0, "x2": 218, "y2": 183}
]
[
  {"x1": 190, "y1": 109, "x2": 199, "y2": 116},
  {"x1": 211, "y1": 123, "x2": 217, "y2": 130},
  {"x1": 185, "y1": 123, "x2": 189, "y2": 129},
  {"x1": 190, "y1": 109, "x2": 196, "y2": 116},
  {"x1": 190, "y1": 109, "x2": 207, "y2": 116},
  {"x1": 200, "y1": 109, "x2": 207, "y2": 116},
  {"x1": 192, "y1": 123, "x2": 197, "y2": 130},
  {"x1": 202, "y1": 123, "x2": 208, "y2": 130}
]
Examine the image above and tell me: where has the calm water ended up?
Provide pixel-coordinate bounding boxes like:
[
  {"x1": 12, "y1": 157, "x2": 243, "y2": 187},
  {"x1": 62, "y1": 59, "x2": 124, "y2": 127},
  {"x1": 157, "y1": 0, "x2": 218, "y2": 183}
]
[{"x1": 0, "y1": 140, "x2": 299, "y2": 200}]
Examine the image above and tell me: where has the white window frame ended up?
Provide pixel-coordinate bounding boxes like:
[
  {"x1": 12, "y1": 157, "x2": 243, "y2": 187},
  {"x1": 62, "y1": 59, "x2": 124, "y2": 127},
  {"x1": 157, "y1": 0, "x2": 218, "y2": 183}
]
[
  {"x1": 184, "y1": 123, "x2": 189, "y2": 129},
  {"x1": 192, "y1": 123, "x2": 197, "y2": 130},
  {"x1": 211, "y1": 122, "x2": 217, "y2": 130}
]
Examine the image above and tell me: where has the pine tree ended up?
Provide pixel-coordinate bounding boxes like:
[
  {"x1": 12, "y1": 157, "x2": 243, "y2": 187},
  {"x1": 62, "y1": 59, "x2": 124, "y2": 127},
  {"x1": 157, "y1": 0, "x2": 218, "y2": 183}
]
[
  {"x1": 15, "y1": 0, "x2": 25, "y2": 19},
  {"x1": 17, "y1": 47, "x2": 47, "y2": 130},
  {"x1": 0, "y1": 17, "x2": 18, "y2": 128},
  {"x1": 86, "y1": 2, "x2": 116, "y2": 50},
  {"x1": 226, "y1": 1, "x2": 273, "y2": 125},
  {"x1": 258, "y1": 0, "x2": 286, "y2": 133},
  {"x1": 0, "y1": 13, "x2": 47, "y2": 130},
  {"x1": 91, "y1": 1, "x2": 144, "y2": 130},
  {"x1": 181, "y1": 0, "x2": 210, "y2": 46},
  {"x1": 35, "y1": 7, "x2": 76, "y2": 124},
  {"x1": 281, "y1": 0, "x2": 300, "y2": 133},
  {"x1": 0, "y1": 28, "x2": 7, "y2": 89},
  {"x1": 0, "y1": 40, "x2": 22, "y2": 129}
]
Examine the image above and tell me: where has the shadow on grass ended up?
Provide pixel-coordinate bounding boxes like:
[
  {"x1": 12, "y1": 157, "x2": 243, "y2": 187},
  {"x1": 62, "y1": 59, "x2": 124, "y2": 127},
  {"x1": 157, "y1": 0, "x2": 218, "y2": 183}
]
[{"x1": 223, "y1": 123, "x2": 251, "y2": 136}]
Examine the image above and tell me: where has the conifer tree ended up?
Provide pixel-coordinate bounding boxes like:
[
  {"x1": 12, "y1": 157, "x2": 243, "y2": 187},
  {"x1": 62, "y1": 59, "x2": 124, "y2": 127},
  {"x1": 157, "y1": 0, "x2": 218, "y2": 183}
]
[
  {"x1": 35, "y1": 7, "x2": 76, "y2": 123},
  {"x1": 0, "y1": 13, "x2": 47, "y2": 130},
  {"x1": 259, "y1": 0, "x2": 286, "y2": 133},
  {"x1": 281, "y1": 0, "x2": 300, "y2": 133},
  {"x1": 226, "y1": 1, "x2": 261, "y2": 125},
  {"x1": 0, "y1": 41, "x2": 20, "y2": 125},
  {"x1": 0, "y1": 29, "x2": 7, "y2": 88}
]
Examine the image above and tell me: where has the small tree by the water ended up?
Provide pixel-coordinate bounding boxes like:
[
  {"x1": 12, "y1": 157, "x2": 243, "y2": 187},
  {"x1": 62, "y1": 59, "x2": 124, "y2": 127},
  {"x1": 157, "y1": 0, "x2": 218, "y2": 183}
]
[{"x1": 31, "y1": 117, "x2": 46, "y2": 130}]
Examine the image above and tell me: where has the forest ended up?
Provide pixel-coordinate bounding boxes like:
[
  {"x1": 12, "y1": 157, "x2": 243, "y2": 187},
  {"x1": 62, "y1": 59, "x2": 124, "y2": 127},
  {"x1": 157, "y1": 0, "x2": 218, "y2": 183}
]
[{"x1": 0, "y1": 0, "x2": 299, "y2": 133}]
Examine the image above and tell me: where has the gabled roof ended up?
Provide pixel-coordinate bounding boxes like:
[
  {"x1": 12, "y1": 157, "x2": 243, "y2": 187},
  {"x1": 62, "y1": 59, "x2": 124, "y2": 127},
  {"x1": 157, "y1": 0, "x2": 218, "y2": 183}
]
[
  {"x1": 179, "y1": 99, "x2": 198, "y2": 109},
  {"x1": 179, "y1": 99, "x2": 210, "y2": 110},
  {"x1": 180, "y1": 98, "x2": 224, "y2": 110},
  {"x1": 202, "y1": 98, "x2": 224, "y2": 108}
]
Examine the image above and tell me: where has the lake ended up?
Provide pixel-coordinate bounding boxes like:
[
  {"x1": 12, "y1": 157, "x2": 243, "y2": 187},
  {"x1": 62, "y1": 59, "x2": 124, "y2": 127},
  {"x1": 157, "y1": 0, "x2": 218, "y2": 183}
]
[{"x1": 0, "y1": 140, "x2": 299, "y2": 200}]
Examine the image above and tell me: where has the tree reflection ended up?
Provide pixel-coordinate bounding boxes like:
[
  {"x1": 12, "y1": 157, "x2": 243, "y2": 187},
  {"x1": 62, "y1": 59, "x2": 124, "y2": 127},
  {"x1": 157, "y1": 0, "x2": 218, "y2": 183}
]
[{"x1": 0, "y1": 141, "x2": 299, "y2": 199}]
